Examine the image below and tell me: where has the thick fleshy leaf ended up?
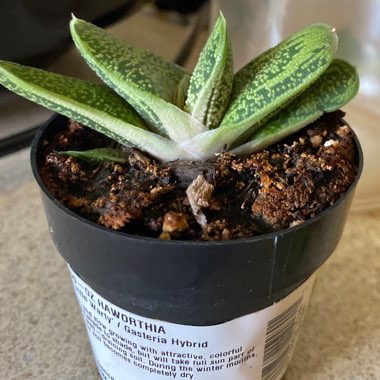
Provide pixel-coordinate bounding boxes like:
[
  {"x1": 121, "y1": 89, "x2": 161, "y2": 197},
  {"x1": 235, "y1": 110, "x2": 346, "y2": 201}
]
[
  {"x1": 223, "y1": 24, "x2": 338, "y2": 131},
  {"x1": 58, "y1": 148, "x2": 130, "y2": 163},
  {"x1": 70, "y1": 17, "x2": 207, "y2": 142},
  {"x1": 185, "y1": 13, "x2": 233, "y2": 129},
  {"x1": 0, "y1": 61, "x2": 198, "y2": 161},
  {"x1": 231, "y1": 59, "x2": 359, "y2": 155},
  {"x1": 179, "y1": 24, "x2": 338, "y2": 158}
]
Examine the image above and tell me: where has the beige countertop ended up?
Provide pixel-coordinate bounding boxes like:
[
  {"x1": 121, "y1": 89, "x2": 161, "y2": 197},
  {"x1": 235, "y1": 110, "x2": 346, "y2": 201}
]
[{"x1": 1, "y1": 4, "x2": 379, "y2": 380}]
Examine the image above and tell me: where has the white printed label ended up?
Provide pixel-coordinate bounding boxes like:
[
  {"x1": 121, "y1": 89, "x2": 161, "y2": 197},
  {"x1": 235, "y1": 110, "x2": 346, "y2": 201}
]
[{"x1": 69, "y1": 266, "x2": 315, "y2": 380}]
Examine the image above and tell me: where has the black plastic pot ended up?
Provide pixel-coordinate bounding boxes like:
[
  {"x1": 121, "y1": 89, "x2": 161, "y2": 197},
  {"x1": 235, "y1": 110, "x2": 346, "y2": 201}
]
[{"x1": 31, "y1": 114, "x2": 363, "y2": 326}]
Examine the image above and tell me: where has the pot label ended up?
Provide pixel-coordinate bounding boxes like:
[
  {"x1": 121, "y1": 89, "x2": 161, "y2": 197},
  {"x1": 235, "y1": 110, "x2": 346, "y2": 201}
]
[{"x1": 69, "y1": 266, "x2": 315, "y2": 380}]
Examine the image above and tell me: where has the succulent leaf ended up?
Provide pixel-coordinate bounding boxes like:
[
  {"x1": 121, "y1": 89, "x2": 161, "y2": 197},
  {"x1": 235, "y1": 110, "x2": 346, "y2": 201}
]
[
  {"x1": 70, "y1": 17, "x2": 206, "y2": 142},
  {"x1": 58, "y1": 148, "x2": 130, "y2": 163},
  {"x1": 231, "y1": 59, "x2": 359, "y2": 155},
  {"x1": 185, "y1": 13, "x2": 233, "y2": 129},
  {"x1": 179, "y1": 23, "x2": 338, "y2": 158},
  {"x1": 0, "y1": 60, "x2": 147, "y2": 128},
  {"x1": 0, "y1": 61, "x2": 197, "y2": 161},
  {"x1": 224, "y1": 24, "x2": 338, "y2": 131}
]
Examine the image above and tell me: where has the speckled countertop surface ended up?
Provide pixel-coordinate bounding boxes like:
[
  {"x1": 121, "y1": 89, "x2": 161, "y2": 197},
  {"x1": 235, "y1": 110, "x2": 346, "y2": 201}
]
[{"x1": 1, "y1": 5, "x2": 380, "y2": 380}]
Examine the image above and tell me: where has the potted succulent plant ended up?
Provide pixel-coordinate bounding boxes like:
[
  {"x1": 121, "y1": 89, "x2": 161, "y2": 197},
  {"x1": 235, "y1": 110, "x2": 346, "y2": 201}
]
[{"x1": 0, "y1": 14, "x2": 362, "y2": 380}]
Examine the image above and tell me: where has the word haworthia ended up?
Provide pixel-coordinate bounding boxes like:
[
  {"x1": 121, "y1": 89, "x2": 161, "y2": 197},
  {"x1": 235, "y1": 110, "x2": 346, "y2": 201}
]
[{"x1": 0, "y1": 15, "x2": 359, "y2": 162}]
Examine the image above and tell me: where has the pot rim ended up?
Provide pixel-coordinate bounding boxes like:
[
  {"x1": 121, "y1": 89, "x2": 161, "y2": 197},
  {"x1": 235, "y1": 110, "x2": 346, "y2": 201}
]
[{"x1": 31, "y1": 113, "x2": 364, "y2": 246}]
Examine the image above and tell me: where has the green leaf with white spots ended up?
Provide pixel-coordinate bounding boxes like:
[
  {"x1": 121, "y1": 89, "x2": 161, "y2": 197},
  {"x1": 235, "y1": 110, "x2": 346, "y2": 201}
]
[
  {"x1": 179, "y1": 23, "x2": 338, "y2": 158},
  {"x1": 0, "y1": 60, "x2": 198, "y2": 162},
  {"x1": 70, "y1": 16, "x2": 207, "y2": 143},
  {"x1": 231, "y1": 59, "x2": 359, "y2": 155},
  {"x1": 0, "y1": 60, "x2": 147, "y2": 129},
  {"x1": 58, "y1": 148, "x2": 130, "y2": 163},
  {"x1": 224, "y1": 24, "x2": 338, "y2": 133},
  {"x1": 185, "y1": 13, "x2": 233, "y2": 129}
]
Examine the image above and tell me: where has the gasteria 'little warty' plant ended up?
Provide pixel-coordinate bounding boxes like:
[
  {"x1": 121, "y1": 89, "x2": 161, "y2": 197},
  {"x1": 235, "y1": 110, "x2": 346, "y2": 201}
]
[{"x1": 0, "y1": 15, "x2": 359, "y2": 163}]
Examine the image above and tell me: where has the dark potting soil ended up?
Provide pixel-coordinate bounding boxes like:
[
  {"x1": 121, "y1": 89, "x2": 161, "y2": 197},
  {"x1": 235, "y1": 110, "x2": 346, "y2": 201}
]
[{"x1": 39, "y1": 110, "x2": 358, "y2": 241}]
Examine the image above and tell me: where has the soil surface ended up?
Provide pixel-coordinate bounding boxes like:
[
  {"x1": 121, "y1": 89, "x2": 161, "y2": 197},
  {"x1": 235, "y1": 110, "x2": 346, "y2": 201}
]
[{"x1": 39, "y1": 110, "x2": 358, "y2": 241}]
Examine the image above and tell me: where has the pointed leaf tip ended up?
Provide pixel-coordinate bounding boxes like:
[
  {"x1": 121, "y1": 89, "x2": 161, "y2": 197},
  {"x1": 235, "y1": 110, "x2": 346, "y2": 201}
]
[{"x1": 185, "y1": 9, "x2": 233, "y2": 129}]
